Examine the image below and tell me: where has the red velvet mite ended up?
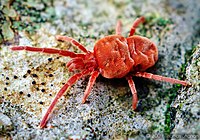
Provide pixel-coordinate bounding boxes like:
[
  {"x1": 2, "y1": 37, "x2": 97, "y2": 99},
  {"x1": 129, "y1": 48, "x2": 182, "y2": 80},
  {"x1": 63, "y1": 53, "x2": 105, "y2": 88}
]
[{"x1": 11, "y1": 16, "x2": 188, "y2": 128}]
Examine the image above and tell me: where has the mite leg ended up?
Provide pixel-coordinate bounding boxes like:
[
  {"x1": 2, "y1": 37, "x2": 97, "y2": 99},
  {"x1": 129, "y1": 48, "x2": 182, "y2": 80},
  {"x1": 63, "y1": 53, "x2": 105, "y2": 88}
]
[
  {"x1": 134, "y1": 72, "x2": 189, "y2": 86},
  {"x1": 116, "y1": 20, "x2": 122, "y2": 35},
  {"x1": 126, "y1": 76, "x2": 138, "y2": 110},
  {"x1": 129, "y1": 16, "x2": 145, "y2": 37},
  {"x1": 11, "y1": 46, "x2": 85, "y2": 58},
  {"x1": 56, "y1": 35, "x2": 88, "y2": 53},
  {"x1": 82, "y1": 71, "x2": 99, "y2": 103},
  {"x1": 39, "y1": 69, "x2": 91, "y2": 128},
  {"x1": 67, "y1": 61, "x2": 85, "y2": 72}
]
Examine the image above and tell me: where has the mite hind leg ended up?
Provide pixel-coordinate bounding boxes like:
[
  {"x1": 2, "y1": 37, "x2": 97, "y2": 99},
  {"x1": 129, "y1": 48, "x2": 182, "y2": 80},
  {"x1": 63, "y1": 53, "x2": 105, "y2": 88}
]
[
  {"x1": 129, "y1": 16, "x2": 145, "y2": 37},
  {"x1": 134, "y1": 72, "x2": 189, "y2": 86},
  {"x1": 126, "y1": 76, "x2": 138, "y2": 110}
]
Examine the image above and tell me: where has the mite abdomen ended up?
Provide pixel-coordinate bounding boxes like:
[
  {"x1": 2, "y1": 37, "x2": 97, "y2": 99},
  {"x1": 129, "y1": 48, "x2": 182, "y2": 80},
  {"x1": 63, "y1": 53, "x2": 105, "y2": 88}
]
[{"x1": 127, "y1": 35, "x2": 158, "y2": 71}]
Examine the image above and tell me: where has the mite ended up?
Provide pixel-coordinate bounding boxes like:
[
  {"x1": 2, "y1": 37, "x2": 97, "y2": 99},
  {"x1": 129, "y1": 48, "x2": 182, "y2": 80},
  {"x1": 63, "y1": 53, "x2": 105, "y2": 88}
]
[{"x1": 11, "y1": 16, "x2": 189, "y2": 128}]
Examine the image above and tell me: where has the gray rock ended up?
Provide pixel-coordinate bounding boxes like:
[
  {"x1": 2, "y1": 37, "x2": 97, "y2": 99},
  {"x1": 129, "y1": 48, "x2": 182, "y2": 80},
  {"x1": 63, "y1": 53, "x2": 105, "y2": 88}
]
[
  {"x1": 0, "y1": 113, "x2": 13, "y2": 133},
  {"x1": 171, "y1": 45, "x2": 200, "y2": 140},
  {"x1": 0, "y1": 0, "x2": 199, "y2": 139}
]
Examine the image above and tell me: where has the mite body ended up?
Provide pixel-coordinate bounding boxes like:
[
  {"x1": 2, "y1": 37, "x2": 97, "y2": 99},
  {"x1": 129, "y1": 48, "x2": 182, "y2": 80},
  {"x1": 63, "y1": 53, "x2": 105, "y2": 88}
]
[
  {"x1": 11, "y1": 16, "x2": 188, "y2": 128},
  {"x1": 94, "y1": 35, "x2": 158, "y2": 78}
]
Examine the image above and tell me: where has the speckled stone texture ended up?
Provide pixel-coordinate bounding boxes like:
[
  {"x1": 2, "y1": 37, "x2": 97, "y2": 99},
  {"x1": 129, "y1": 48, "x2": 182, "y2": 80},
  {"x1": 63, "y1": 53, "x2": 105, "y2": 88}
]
[
  {"x1": 171, "y1": 45, "x2": 200, "y2": 140},
  {"x1": 0, "y1": 0, "x2": 200, "y2": 139}
]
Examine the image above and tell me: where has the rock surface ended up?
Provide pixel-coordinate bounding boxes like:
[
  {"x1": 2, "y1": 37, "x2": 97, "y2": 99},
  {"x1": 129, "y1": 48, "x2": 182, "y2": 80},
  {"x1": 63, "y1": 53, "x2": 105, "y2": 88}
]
[
  {"x1": 0, "y1": 0, "x2": 199, "y2": 139},
  {"x1": 171, "y1": 45, "x2": 200, "y2": 140}
]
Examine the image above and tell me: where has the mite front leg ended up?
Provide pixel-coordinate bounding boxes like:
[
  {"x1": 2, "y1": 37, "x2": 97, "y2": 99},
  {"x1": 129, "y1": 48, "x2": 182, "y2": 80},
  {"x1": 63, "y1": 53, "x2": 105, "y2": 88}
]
[
  {"x1": 11, "y1": 46, "x2": 84, "y2": 58},
  {"x1": 126, "y1": 76, "x2": 138, "y2": 110},
  {"x1": 134, "y1": 72, "x2": 189, "y2": 86},
  {"x1": 116, "y1": 20, "x2": 122, "y2": 35},
  {"x1": 39, "y1": 69, "x2": 91, "y2": 128},
  {"x1": 129, "y1": 16, "x2": 145, "y2": 37},
  {"x1": 82, "y1": 71, "x2": 99, "y2": 103},
  {"x1": 56, "y1": 35, "x2": 88, "y2": 53}
]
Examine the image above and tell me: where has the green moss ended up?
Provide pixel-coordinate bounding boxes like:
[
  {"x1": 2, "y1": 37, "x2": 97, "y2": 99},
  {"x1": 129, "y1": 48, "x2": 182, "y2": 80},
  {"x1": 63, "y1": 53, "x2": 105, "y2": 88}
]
[
  {"x1": 179, "y1": 45, "x2": 197, "y2": 79},
  {"x1": 162, "y1": 45, "x2": 197, "y2": 138},
  {"x1": 11, "y1": 1, "x2": 46, "y2": 33},
  {"x1": 0, "y1": 0, "x2": 56, "y2": 44},
  {"x1": 156, "y1": 17, "x2": 173, "y2": 26},
  {"x1": 164, "y1": 105, "x2": 171, "y2": 134},
  {"x1": 144, "y1": 13, "x2": 173, "y2": 26},
  {"x1": 136, "y1": 13, "x2": 173, "y2": 38},
  {"x1": 160, "y1": 84, "x2": 180, "y2": 138},
  {"x1": 0, "y1": 35, "x2": 3, "y2": 43},
  {"x1": 162, "y1": 45, "x2": 198, "y2": 138}
]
